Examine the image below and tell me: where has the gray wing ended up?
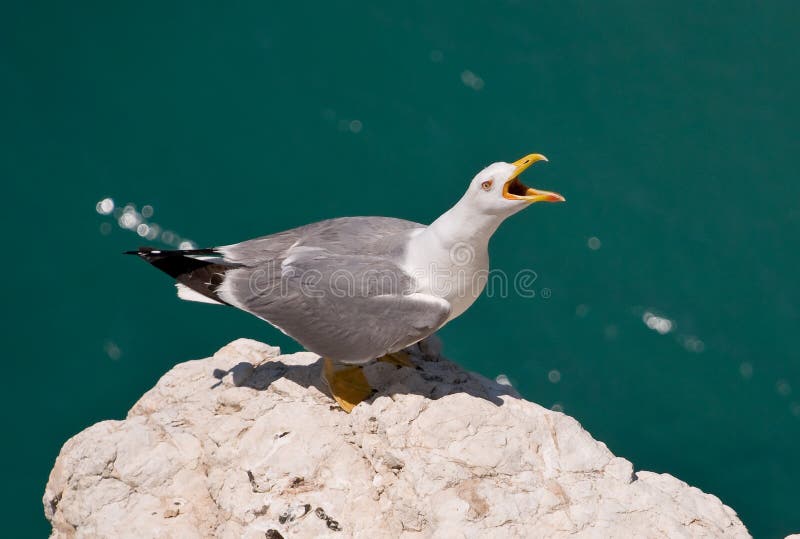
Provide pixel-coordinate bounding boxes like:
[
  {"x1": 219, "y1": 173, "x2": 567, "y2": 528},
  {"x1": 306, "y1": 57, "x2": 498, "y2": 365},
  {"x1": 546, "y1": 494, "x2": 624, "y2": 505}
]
[
  {"x1": 218, "y1": 248, "x2": 450, "y2": 363},
  {"x1": 219, "y1": 216, "x2": 424, "y2": 264},
  {"x1": 214, "y1": 216, "x2": 446, "y2": 363}
]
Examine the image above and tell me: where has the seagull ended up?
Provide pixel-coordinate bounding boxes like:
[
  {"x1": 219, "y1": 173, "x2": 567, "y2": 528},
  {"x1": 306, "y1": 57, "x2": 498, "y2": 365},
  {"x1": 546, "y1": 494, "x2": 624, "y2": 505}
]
[{"x1": 127, "y1": 154, "x2": 564, "y2": 411}]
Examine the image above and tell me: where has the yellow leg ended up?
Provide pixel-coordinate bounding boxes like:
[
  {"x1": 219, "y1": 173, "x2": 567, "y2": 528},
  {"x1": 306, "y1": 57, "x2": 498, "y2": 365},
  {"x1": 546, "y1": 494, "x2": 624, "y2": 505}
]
[
  {"x1": 376, "y1": 350, "x2": 414, "y2": 368},
  {"x1": 323, "y1": 358, "x2": 373, "y2": 413}
]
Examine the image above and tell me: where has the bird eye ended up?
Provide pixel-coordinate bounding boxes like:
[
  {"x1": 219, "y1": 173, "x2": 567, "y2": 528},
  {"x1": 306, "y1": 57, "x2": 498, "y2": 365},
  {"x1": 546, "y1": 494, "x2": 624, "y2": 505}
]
[{"x1": 481, "y1": 180, "x2": 493, "y2": 191}]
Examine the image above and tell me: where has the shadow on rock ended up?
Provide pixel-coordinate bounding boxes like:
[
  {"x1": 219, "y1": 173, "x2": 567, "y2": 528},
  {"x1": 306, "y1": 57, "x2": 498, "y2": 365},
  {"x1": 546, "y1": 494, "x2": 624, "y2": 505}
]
[{"x1": 210, "y1": 343, "x2": 518, "y2": 408}]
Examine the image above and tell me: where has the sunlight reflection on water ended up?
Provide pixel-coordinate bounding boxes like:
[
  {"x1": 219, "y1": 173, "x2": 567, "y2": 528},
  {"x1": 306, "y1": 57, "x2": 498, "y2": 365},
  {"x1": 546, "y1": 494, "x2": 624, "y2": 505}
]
[{"x1": 95, "y1": 197, "x2": 196, "y2": 250}]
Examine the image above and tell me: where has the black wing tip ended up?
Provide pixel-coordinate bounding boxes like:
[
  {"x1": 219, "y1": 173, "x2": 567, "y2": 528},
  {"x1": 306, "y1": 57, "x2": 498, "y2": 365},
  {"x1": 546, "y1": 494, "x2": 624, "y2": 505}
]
[
  {"x1": 123, "y1": 247, "x2": 157, "y2": 256},
  {"x1": 124, "y1": 246, "x2": 221, "y2": 258}
]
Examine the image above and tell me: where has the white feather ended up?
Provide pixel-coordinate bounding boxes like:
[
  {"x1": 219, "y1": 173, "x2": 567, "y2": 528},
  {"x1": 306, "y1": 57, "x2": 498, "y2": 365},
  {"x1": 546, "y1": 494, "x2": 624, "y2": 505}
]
[{"x1": 176, "y1": 283, "x2": 222, "y2": 305}]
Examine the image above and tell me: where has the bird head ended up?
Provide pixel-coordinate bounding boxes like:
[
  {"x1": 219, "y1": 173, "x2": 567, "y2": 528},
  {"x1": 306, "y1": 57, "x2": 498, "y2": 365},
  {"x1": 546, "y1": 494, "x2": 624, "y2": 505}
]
[{"x1": 464, "y1": 154, "x2": 565, "y2": 216}]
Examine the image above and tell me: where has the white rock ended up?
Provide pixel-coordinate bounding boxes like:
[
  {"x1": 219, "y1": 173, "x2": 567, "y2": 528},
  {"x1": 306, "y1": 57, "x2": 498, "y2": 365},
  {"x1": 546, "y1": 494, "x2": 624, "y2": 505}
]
[{"x1": 44, "y1": 338, "x2": 752, "y2": 538}]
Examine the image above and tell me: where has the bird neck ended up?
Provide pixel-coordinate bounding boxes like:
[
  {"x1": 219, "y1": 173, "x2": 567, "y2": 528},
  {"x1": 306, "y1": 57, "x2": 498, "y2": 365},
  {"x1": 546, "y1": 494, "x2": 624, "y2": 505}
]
[{"x1": 423, "y1": 198, "x2": 503, "y2": 250}]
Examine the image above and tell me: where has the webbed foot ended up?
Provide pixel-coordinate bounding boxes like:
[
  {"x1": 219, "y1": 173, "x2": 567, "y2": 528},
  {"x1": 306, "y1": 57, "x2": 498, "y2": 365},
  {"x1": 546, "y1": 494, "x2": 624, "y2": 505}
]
[
  {"x1": 376, "y1": 350, "x2": 414, "y2": 368},
  {"x1": 323, "y1": 358, "x2": 373, "y2": 413}
]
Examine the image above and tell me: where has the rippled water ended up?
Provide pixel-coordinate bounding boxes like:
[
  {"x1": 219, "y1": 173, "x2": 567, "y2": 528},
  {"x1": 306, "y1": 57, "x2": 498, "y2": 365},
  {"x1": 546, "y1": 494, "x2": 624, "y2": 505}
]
[{"x1": 3, "y1": 3, "x2": 799, "y2": 537}]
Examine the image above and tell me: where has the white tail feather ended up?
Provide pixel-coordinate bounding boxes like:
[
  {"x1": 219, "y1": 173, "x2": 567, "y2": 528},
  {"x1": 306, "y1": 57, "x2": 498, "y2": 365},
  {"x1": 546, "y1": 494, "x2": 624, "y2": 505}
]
[{"x1": 176, "y1": 283, "x2": 222, "y2": 305}]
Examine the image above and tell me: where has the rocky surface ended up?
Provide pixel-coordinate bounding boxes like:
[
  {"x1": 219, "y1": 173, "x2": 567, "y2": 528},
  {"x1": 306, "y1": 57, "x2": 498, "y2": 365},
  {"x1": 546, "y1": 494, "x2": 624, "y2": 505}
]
[{"x1": 44, "y1": 338, "x2": 751, "y2": 538}]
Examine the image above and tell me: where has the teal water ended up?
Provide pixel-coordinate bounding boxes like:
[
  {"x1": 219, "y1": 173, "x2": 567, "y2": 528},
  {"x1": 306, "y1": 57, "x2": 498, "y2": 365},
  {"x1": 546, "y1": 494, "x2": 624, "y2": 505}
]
[{"x1": 2, "y1": 2, "x2": 798, "y2": 536}]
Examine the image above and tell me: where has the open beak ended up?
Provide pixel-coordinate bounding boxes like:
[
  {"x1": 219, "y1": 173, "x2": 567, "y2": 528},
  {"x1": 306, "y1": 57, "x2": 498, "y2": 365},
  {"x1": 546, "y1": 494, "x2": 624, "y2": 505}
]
[{"x1": 502, "y1": 154, "x2": 566, "y2": 203}]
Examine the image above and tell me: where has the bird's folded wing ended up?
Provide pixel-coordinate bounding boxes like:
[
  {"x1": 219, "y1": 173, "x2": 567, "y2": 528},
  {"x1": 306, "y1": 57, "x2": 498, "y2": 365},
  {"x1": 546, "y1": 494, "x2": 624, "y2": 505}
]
[{"x1": 218, "y1": 249, "x2": 451, "y2": 362}]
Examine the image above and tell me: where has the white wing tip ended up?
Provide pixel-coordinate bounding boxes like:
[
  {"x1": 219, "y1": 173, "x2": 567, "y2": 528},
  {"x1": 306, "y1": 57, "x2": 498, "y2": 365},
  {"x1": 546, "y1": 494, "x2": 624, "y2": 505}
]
[{"x1": 176, "y1": 283, "x2": 222, "y2": 305}]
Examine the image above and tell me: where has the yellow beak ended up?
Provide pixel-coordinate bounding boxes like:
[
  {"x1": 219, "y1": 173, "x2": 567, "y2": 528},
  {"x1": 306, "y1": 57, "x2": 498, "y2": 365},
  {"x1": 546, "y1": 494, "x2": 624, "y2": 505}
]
[{"x1": 502, "y1": 153, "x2": 566, "y2": 203}]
